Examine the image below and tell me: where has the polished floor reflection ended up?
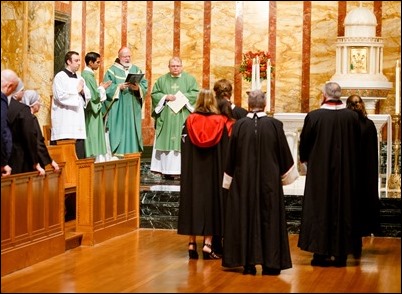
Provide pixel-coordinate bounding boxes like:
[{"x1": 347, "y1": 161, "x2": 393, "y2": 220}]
[{"x1": 1, "y1": 230, "x2": 400, "y2": 293}]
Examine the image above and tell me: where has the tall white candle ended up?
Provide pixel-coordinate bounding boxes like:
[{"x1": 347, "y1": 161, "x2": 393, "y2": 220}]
[
  {"x1": 396, "y1": 60, "x2": 400, "y2": 114},
  {"x1": 266, "y1": 59, "x2": 271, "y2": 112},
  {"x1": 251, "y1": 58, "x2": 256, "y2": 90},
  {"x1": 256, "y1": 56, "x2": 260, "y2": 90}
]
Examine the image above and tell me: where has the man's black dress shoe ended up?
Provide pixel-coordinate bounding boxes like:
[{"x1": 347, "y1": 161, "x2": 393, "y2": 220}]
[
  {"x1": 311, "y1": 253, "x2": 332, "y2": 267},
  {"x1": 262, "y1": 266, "x2": 281, "y2": 275},
  {"x1": 333, "y1": 255, "x2": 347, "y2": 267},
  {"x1": 243, "y1": 264, "x2": 256, "y2": 275}
]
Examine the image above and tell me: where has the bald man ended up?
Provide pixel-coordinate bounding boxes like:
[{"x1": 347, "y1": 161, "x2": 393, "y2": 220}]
[{"x1": 1, "y1": 69, "x2": 45, "y2": 176}]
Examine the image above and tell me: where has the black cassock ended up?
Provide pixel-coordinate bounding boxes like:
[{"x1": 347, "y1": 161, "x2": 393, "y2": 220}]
[
  {"x1": 298, "y1": 107, "x2": 361, "y2": 257},
  {"x1": 222, "y1": 113, "x2": 294, "y2": 270},
  {"x1": 7, "y1": 98, "x2": 38, "y2": 174}
]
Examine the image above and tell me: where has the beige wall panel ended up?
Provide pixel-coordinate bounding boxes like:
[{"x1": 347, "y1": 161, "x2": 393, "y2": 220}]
[
  {"x1": 275, "y1": 1, "x2": 304, "y2": 113},
  {"x1": 103, "y1": 2, "x2": 122, "y2": 70},
  {"x1": 26, "y1": 2, "x2": 55, "y2": 128},
  {"x1": 309, "y1": 1, "x2": 339, "y2": 110},
  {"x1": 381, "y1": 1, "x2": 401, "y2": 115},
  {"x1": 1, "y1": 1, "x2": 24, "y2": 74},
  {"x1": 151, "y1": 2, "x2": 174, "y2": 85},
  {"x1": 180, "y1": 1, "x2": 204, "y2": 86},
  {"x1": 127, "y1": 1, "x2": 147, "y2": 75},
  {"x1": 70, "y1": 2, "x2": 83, "y2": 59},
  {"x1": 209, "y1": 1, "x2": 236, "y2": 89},
  {"x1": 85, "y1": 2, "x2": 101, "y2": 54}
]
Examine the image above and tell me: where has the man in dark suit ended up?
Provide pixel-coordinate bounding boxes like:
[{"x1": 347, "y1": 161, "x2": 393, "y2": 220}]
[
  {"x1": 1, "y1": 69, "x2": 18, "y2": 176},
  {"x1": 1, "y1": 69, "x2": 44, "y2": 175}
]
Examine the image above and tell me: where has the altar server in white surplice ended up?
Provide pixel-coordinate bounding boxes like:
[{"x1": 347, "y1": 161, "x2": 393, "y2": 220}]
[{"x1": 51, "y1": 51, "x2": 91, "y2": 159}]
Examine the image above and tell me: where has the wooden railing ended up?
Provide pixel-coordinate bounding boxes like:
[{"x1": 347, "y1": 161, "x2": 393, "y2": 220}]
[{"x1": 1, "y1": 164, "x2": 66, "y2": 277}]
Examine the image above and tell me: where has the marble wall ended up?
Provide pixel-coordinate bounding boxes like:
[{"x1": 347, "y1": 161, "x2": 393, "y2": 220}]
[{"x1": 1, "y1": 1, "x2": 401, "y2": 146}]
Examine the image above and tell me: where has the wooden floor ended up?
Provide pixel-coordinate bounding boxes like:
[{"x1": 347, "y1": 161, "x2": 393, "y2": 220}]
[{"x1": 1, "y1": 230, "x2": 400, "y2": 293}]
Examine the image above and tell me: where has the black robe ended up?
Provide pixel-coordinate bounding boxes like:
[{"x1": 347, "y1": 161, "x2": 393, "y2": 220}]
[
  {"x1": 356, "y1": 116, "x2": 381, "y2": 236},
  {"x1": 298, "y1": 106, "x2": 361, "y2": 257},
  {"x1": 7, "y1": 98, "x2": 38, "y2": 174},
  {"x1": 32, "y1": 115, "x2": 53, "y2": 168},
  {"x1": 222, "y1": 112, "x2": 294, "y2": 270},
  {"x1": 232, "y1": 105, "x2": 248, "y2": 120},
  {"x1": 177, "y1": 112, "x2": 233, "y2": 237}
]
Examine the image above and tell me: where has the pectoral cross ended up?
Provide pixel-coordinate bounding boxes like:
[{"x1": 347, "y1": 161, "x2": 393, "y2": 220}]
[{"x1": 171, "y1": 83, "x2": 180, "y2": 92}]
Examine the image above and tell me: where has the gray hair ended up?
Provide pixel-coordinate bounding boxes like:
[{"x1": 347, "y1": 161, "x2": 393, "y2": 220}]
[
  {"x1": 323, "y1": 82, "x2": 342, "y2": 100},
  {"x1": 248, "y1": 89, "x2": 266, "y2": 111}
]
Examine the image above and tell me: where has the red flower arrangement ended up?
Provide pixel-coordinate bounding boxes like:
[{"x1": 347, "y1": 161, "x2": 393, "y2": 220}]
[{"x1": 239, "y1": 50, "x2": 271, "y2": 82}]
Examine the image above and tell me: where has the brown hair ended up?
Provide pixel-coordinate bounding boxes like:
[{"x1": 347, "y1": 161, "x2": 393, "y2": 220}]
[
  {"x1": 194, "y1": 89, "x2": 220, "y2": 114},
  {"x1": 213, "y1": 79, "x2": 232, "y2": 100},
  {"x1": 346, "y1": 94, "x2": 367, "y2": 118}
]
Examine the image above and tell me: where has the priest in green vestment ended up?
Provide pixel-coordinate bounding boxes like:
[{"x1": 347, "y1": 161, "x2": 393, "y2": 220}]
[
  {"x1": 150, "y1": 57, "x2": 199, "y2": 178},
  {"x1": 103, "y1": 47, "x2": 148, "y2": 156},
  {"x1": 82, "y1": 52, "x2": 112, "y2": 162}
]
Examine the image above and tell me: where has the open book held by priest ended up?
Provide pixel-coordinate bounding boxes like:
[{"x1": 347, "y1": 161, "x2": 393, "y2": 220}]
[
  {"x1": 167, "y1": 90, "x2": 189, "y2": 113},
  {"x1": 125, "y1": 73, "x2": 144, "y2": 84}
]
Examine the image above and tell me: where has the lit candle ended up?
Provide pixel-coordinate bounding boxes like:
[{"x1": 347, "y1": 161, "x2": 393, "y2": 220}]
[
  {"x1": 266, "y1": 59, "x2": 271, "y2": 112},
  {"x1": 396, "y1": 60, "x2": 400, "y2": 115},
  {"x1": 251, "y1": 58, "x2": 256, "y2": 90},
  {"x1": 256, "y1": 56, "x2": 260, "y2": 90}
]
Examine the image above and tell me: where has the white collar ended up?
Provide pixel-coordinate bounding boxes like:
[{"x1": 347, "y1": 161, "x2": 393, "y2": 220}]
[{"x1": 246, "y1": 112, "x2": 267, "y2": 118}]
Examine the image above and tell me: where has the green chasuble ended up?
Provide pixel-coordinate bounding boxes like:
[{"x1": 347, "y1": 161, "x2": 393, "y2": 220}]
[
  {"x1": 151, "y1": 72, "x2": 199, "y2": 151},
  {"x1": 82, "y1": 69, "x2": 107, "y2": 158},
  {"x1": 103, "y1": 62, "x2": 148, "y2": 155}
]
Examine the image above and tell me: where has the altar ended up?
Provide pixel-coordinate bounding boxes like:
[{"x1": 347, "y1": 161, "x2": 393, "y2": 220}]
[{"x1": 274, "y1": 113, "x2": 392, "y2": 197}]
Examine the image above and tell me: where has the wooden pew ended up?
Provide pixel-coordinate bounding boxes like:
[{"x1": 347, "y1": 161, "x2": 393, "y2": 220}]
[
  {"x1": 44, "y1": 134, "x2": 141, "y2": 246},
  {"x1": 75, "y1": 153, "x2": 141, "y2": 246},
  {"x1": 1, "y1": 164, "x2": 66, "y2": 276},
  {"x1": 47, "y1": 140, "x2": 78, "y2": 195}
]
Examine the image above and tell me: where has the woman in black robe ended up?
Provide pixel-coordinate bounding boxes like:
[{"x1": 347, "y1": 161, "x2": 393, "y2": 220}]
[
  {"x1": 177, "y1": 89, "x2": 234, "y2": 260},
  {"x1": 346, "y1": 94, "x2": 381, "y2": 257}
]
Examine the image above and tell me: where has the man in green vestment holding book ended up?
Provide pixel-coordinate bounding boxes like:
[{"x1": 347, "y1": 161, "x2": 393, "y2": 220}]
[
  {"x1": 150, "y1": 57, "x2": 199, "y2": 179},
  {"x1": 103, "y1": 47, "x2": 148, "y2": 156}
]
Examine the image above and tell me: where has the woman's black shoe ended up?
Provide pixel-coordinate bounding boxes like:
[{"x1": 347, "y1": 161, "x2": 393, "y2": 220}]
[
  {"x1": 202, "y1": 243, "x2": 220, "y2": 260},
  {"x1": 333, "y1": 255, "x2": 347, "y2": 267},
  {"x1": 262, "y1": 266, "x2": 281, "y2": 275},
  {"x1": 243, "y1": 265, "x2": 257, "y2": 275},
  {"x1": 311, "y1": 253, "x2": 332, "y2": 267},
  {"x1": 188, "y1": 242, "x2": 198, "y2": 259}
]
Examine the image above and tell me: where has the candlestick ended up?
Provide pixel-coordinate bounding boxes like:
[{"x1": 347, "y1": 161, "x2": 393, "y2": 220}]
[
  {"x1": 256, "y1": 56, "x2": 260, "y2": 90},
  {"x1": 251, "y1": 58, "x2": 256, "y2": 90},
  {"x1": 266, "y1": 59, "x2": 271, "y2": 112},
  {"x1": 396, "y1": 60, "x2": 400, "y2": 114}
]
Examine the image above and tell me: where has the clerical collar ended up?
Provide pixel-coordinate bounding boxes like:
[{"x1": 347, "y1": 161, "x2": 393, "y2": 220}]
[
  {"x1": 246, "y1": 112, "x2": 267, "y2": 118},
  {"x1": 321, "y1": 99, "x2": 346, "y2": 110},
  {"x1": 63, "y1": 68, "x2": 77, "y2": 78}
]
